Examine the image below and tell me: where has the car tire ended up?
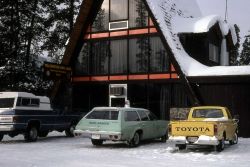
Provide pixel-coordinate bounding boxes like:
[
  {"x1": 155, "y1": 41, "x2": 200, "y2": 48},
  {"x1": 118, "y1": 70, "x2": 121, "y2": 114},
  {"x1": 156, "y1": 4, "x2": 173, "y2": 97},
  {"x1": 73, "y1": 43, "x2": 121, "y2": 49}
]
[
  {"x1": 25, "y1": 126, "x2": 38, "y2": 142},
  {"x1": 128, "y1": 132, "x2": 141, "y2": 147},
  {"x1": 216, "y1": 137, "x2": 225, "y2": 152},
  {"x1": 160, "y1": 133, "x2": 167, "y2": 142},
  {"x1": 176, "y1": 144, "x2": 186, "y2": 150},
  {"x1": 39, "y1": 131, "x2": 49, "y2": 137},
  {"x1": 229, "y1": 132, "x2": 238, "y2": 145},
  {"x1": 65, "y1": 124, "x2": 75, "y2": 137},
  {"x1": 0, "y1": 134, "x2": 4, "y2": 141},
  {"x1": 91, "y1": 139, "x2": 103, "y2": 146}
]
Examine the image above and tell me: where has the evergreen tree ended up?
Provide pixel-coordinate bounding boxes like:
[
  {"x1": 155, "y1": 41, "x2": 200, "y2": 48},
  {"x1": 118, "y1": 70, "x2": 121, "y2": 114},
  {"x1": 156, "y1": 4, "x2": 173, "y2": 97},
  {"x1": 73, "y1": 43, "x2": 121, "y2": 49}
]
[
  {"x1": 0, "y1": 0, "x2": 51, "y2": 94},
  {"x1": 239, "y1": 33, "x2": 250, "y2": 65},
  {"x1": 229, "y1": 24, "x2": 240, "y2": 65},
  {"x1": 41, "y1": 0, "x2": 80, "y2": 63}
]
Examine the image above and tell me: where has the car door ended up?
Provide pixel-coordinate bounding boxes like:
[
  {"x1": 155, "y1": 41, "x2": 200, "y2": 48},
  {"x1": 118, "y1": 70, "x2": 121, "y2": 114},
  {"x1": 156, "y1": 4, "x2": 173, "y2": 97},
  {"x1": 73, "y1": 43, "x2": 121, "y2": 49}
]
[
  {"x1": 123, "y1": 110, "x2": 141, "y2": 140},
  {"x1": 145, "y1": 110, "x2": 164, "y2": 138},
  {"x1": 137, "y1": 110, "x2": 154, "y2": 140}
]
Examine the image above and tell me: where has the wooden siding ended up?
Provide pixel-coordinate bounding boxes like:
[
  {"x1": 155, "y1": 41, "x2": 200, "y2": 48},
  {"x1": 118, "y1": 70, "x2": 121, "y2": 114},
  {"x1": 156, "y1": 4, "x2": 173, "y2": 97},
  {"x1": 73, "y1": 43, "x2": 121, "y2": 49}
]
[{"x1": 189, "y1": 76, "x2": 250, "y2": 137}]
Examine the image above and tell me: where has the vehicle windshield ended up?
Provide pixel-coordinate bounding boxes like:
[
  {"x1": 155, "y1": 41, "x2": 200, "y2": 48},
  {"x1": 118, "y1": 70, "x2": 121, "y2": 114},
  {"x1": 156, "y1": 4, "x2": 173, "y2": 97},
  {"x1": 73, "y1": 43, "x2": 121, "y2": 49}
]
[
  {"x1": 85, "y1": 110, "x2": 119, "y2": 120},
  {"x1": 0, "y1": 98, "x2": 15, "y2": 108},
  {"x1": 192, "y1": 109, "x2": 223, "y2": 118}
]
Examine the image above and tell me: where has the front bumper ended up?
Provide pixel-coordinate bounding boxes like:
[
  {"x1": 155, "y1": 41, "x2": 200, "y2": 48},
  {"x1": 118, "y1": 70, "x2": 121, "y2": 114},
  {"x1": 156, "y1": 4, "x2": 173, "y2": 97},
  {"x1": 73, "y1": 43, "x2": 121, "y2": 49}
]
[
  {"x1": 74, "y1": 129, "x2": 122, "y2": 141},
  {"x1": 168, "y1": 135, "x2": 220, "y2": 146},
  {"x1": 0, "y1": 124, "x2": 14, "y2": 131}
]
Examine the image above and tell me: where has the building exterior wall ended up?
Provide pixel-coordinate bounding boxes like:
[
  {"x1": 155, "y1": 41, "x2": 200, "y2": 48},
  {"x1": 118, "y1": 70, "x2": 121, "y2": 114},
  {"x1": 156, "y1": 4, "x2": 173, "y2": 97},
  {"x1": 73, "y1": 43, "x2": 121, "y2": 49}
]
[
  {"x1": 62, "y1": 0, "x2": 250, "y2": 137},
  {"x1": 72, "y1": 81, "x2": 190, "y2": 120},
  {"x1": 70, "y1": 0, "x2": 189, "y2": 119},
  {"x1": 190, "y1": 79, "x2": 250, "y2": 137}
]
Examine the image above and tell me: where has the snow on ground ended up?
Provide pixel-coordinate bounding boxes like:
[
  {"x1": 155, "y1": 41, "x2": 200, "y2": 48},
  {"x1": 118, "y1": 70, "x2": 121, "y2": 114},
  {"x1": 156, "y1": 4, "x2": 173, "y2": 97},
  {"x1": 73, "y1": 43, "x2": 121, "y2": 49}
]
[{"x1": 1, "y1": 131, "x2": 250, "y2": 167}]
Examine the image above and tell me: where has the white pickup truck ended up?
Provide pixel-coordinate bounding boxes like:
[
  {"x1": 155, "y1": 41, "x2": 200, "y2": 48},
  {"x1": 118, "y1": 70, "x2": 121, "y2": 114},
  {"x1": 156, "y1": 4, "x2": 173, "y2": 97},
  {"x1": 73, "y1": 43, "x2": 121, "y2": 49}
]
[{"x1": 0, "y1": 92, "x2": 82, "y2": 142}]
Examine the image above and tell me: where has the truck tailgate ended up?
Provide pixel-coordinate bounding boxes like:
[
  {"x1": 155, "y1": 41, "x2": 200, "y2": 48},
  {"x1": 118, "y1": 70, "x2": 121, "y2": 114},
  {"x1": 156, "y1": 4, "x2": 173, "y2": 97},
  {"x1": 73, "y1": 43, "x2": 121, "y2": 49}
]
[{"x1": 171, "y1": 121, "x2": 215, "y2": 136}]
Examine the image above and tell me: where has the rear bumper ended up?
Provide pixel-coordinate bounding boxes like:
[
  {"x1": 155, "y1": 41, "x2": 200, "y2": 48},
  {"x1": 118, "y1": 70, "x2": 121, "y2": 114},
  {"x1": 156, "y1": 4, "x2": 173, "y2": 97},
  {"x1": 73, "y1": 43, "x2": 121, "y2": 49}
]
[
  {"x1": 168, "y1": 135, "x2": 220, "y2": 146},
  {"x1": 74, "y1": 129, "x2": 122, "y2": 141}
]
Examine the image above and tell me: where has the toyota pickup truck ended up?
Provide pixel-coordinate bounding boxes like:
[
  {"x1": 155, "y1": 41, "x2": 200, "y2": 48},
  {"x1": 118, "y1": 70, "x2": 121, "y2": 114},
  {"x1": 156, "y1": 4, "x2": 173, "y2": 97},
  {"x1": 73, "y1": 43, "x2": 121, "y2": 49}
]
[
  {"x1": 0, "y1": 92, "x2": 82, "y2": 142},
  {"x1": 168, "y1": 106, "x2": 238, "y2": 151}
]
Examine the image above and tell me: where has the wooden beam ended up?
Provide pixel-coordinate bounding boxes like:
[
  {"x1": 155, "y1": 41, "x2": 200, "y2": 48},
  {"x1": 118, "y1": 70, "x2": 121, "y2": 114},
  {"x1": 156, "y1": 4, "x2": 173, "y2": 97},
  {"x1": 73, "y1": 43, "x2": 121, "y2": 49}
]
[{"x1": 50, "y1": 0, "x2": 104, "y2": 100}]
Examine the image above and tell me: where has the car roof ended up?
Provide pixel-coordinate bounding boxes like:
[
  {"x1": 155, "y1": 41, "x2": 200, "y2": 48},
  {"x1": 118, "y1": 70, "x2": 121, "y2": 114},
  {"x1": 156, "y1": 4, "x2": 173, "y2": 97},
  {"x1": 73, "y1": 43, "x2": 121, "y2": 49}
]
[{"x1": 92, "y1": 107, "x2": 148, "y2": 112}]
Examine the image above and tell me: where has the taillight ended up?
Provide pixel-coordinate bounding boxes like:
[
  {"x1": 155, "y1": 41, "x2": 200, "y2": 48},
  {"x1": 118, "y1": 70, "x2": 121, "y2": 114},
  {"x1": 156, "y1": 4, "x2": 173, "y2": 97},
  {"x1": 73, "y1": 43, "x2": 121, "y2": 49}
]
[
  {"x1": 168, "y1": 124, "x2": 172, "y2": 135},
  {"x1": 214, "y1": 124, "x2": 218, "y2": 135}
]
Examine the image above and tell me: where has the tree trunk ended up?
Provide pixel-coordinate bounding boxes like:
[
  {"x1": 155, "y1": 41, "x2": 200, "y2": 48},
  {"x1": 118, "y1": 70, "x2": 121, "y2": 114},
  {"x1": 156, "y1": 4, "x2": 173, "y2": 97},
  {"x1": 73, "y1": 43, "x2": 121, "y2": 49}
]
[
  {"x1": 26, "y1": 0, "x2": 38, "y2": 65},
  {"x1": 69, "y1": 0, "x2": 74, "y2": 34}
]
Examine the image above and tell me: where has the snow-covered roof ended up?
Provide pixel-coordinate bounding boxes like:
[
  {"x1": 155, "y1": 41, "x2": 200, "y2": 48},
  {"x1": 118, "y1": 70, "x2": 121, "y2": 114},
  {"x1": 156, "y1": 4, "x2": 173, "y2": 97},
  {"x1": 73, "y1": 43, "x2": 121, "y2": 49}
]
[
  {"x1": 146, "y1": 0, "x2": 250, "y2": 77},
  {"x1": 172, "y1": 15, "x2": 237, "y2": 44}
]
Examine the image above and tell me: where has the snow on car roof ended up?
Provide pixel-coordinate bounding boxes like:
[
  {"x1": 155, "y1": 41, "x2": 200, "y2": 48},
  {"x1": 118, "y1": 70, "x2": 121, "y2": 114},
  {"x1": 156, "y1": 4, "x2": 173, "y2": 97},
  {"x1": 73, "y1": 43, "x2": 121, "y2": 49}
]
[{"x1": 146, "y1": 0, "x2": 250, "y2": 77}]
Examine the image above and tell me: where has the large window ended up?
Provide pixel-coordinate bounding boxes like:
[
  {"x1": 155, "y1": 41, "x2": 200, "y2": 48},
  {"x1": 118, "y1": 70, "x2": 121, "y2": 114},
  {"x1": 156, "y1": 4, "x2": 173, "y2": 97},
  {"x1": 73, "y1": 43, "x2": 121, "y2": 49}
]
[
  {"x1": 75, "y1": 42, "x2": 90, "y2": 75},
  {"x1": 92, "y1": 41, "x2": 110, "y2": 75},
  {"x1": 92, "y1": 0, "x2": 149, "y2": 32},
  {"x1": 129, "y1": 0, "x2": 148, "y2": 28},
  {"x1": 150, "y1": 37, "x2": 169, "y2": 72},
  {"x1": 110, "y1": 0, "x2": 128, "y2": 21},
  {"x1": 75, "y1": 36, "x2": 169, "y2": 76},
  {"x1": 129, "y1": 37, "x2": 149, "y2": 73},
  {"x1": 92, "y1": 0, "x2": 109, "y2": 32},
  {"x1": 110, "y1": 39, "x2": 127, "y2": 74},
  {"x1": 209, "y1": 43, "x2": 220, "y2": 63}
]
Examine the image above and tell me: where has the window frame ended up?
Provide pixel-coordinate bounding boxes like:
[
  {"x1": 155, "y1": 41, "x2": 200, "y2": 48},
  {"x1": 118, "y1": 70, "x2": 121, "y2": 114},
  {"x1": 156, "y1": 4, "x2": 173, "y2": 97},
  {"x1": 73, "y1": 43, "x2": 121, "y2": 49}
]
[{"x1": 124, "y1": 110, "x2": 140, "y2": 122}]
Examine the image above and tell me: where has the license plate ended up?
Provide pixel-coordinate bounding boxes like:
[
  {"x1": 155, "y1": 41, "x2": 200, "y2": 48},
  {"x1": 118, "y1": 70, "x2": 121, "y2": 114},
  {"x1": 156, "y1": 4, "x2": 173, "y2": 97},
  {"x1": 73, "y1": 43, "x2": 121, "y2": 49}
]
[
  {"x1": 91, "y1": 134, "x2": 101, "y2": 139},
  {"x1": 187, "y1": 137, "x2": 198, "y2": 143}
]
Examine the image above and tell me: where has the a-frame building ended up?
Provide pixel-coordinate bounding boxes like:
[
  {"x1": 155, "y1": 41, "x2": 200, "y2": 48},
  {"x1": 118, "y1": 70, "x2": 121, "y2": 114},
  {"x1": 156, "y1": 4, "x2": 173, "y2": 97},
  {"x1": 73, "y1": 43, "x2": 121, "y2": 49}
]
[{"x1": 53, "y1": 0, "x2": 250, "y2": 137}]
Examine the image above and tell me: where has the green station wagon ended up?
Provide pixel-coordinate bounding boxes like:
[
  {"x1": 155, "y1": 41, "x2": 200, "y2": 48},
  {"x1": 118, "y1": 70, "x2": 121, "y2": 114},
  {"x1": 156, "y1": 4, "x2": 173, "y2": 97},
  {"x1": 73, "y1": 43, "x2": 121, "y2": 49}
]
[{"x1": 74, "y1": 107, "x2": 168, "y2": 147}]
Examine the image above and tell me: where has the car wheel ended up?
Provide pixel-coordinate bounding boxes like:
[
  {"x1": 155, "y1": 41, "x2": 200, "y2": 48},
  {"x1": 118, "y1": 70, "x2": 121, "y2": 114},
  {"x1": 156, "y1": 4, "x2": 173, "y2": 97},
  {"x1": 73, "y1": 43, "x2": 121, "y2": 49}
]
[
  {"x1": 25, "y1": 126, "x2": 38, "y2": 142},
  {"x1": 65, "y1": 124, "x2": 75, "y2": 137},
  {"x1": 160, "y1": 133, "x2": 167, "y2": 142},
  {"x1": 216, "y1": 137, "x2": 225, "y2": 152},
  {"x1": 91, "y1": 139, "x2": 103, "y2": 146},
  {"x1": 229, "y1": 132, "x2": 238, "y2": 145},
  {"x1": 39, "y1": 131, "x2": 49, "y2": 137},
  {"x1": 0, "y1": 134, "x2": 4, "y2": 141},
  {"x1": 176, "y1": 144, "x2": 186, "y2": 150},
  {"x1": 129, "y1": 132, "x2": 140, "y2": 147}
]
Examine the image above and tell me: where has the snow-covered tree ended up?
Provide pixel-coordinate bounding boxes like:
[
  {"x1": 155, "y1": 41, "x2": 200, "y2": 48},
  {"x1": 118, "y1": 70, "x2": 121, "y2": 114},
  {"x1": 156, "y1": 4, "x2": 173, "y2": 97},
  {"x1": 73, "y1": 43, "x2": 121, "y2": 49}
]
[
  {"x1": 239, "y1": 32, "x2": 250, "y2": 65},
  {"x1": 229, "y1": 24, "x2": 240, "y2": 65}
]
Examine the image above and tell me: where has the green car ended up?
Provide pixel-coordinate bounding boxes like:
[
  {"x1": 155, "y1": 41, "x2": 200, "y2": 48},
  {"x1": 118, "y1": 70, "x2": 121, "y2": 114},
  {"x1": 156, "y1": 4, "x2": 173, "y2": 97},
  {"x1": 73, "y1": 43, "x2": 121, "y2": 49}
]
[{"x1": 74, "y1": 107, "x2": 168, "y2": 147}]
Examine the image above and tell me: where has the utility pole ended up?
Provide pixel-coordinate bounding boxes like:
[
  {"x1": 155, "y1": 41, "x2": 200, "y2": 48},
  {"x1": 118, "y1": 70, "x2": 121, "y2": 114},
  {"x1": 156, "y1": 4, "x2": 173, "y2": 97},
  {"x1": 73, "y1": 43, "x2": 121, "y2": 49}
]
[{"x1": 224, "y1": 0, "x2": 228, "y2": 22}]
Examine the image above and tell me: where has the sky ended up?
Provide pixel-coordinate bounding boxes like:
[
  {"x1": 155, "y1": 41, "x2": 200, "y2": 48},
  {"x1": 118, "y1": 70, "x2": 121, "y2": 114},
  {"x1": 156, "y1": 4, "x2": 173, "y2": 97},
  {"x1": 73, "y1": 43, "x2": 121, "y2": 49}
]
[{"x1": 196, "y1": 0, "x2": 250, "y2": 42}]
